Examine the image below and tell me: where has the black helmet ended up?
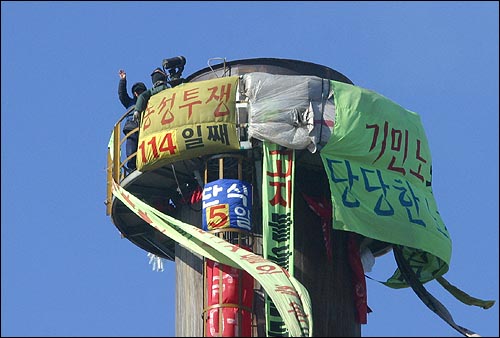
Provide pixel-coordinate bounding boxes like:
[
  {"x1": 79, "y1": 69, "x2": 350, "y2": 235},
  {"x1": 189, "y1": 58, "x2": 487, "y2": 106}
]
[
  {"x1": 151, "y1": 67, "x2": 167, "y2": 86},
  {"x1": 132, "y1": 82, "x2": 147, "y2": 94}
]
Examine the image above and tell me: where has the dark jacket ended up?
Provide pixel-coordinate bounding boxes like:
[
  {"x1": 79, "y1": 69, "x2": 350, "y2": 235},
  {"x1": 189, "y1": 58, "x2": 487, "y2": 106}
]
[
  {"x1": 135, "y1": 83, "x2": 168, "y2": 113},
  {"x1": 118, "y1": 78, "x2": 137, "y2": 109}
]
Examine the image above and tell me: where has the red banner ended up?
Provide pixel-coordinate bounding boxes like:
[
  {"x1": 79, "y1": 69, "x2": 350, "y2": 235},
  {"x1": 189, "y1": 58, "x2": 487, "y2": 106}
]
[{"x1": 205, "y1": 258, "x2": 254, "y2": 337}]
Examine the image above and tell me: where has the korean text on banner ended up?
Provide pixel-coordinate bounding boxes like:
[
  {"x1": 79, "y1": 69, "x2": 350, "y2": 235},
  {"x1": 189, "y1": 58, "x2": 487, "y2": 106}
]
[
  {"x1": 137, "y1": 76, "x2": 241, "y2": 171},
  {"x1": 262, "y1": 141, "x2": 295, "y2": 336},
  {"x1": 111, "y1": 180, "x2": 312, "y2": 336},
  {"x1": 320, "y1": 80, "x2": 451, "y2": 288},
  {"x1": 202, "y1": 179, "x2": 253, "y2": 232}
]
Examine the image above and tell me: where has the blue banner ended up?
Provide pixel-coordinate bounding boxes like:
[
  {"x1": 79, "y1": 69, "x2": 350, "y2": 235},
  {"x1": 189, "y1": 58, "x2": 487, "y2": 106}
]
[{"x1": 202, "y1": 179, "x2": 252, "y2": 231}]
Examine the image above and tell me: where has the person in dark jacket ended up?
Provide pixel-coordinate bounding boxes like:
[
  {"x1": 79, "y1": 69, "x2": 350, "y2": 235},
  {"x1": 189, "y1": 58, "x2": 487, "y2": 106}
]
[
  {"x1": 118, "y1": 69, "x2": 147, "y2": 108},
  {"x1": 133, "y1": 67, "x2": 169, "y2": 118},
  {"x1": 117, "y1": 69, "x2": 147, "y2": 172}
]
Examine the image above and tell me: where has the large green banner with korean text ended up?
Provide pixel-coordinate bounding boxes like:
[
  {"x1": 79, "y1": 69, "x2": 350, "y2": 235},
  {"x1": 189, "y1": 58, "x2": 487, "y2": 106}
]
[
  {"x1": 320, "y1": 80, "x2": 451, "y2": 288},
  {"x1": 111, "y1": 179, "x2": 311, "y2": 336},
  {"x1": 262, "y1": 141, "x2": 295, "y2": 336},
  {"x1": 137, "y1": 76, "x2": 240, "y2": 171}
]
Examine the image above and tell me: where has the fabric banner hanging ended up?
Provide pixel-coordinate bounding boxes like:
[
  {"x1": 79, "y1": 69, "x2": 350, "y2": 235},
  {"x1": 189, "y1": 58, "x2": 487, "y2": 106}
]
[
  {"x1": 202, "y1": 179, "x2": 252, "y2": 232},
  {"x1": 136, "y1": 76, "x2": 241, "y2": 171},
  {"x1": 205, "y1": 258, "x2": 254, "y2": 337},
  {"x1": 111, "y1": 179, "x2": 311, "y2": 336},
  {"x1": 320, "y1": 80, "x2": 451, "y2": 288},
  {"x1": 262, "y1": 141, "x2": 295, "y2": 336}
]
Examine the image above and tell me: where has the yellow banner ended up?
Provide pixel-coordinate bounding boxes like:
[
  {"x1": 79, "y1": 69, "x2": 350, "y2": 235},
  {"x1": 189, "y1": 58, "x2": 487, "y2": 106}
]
[
  {"x1": 112, "y1": 179, "x2": 313, "y2": 336},
  {"x1": 137, "y1": 76, "x2": 241, "y2": 171}
]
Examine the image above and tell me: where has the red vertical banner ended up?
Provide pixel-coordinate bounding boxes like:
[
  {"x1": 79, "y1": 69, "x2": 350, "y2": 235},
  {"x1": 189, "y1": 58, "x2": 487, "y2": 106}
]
[{"x1": 205, "y1": 255, "x2": 254, "y2": 337}]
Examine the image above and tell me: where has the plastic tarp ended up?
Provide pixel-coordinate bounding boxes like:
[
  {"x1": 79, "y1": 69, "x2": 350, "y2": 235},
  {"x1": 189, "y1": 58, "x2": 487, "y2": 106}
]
[{"x1": 242, "y1": 72, "x2": 335, "y2": 153}]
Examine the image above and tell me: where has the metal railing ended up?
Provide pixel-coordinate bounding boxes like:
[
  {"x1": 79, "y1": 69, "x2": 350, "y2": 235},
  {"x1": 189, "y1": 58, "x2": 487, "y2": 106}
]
[{"x1": 105, "y1": 106, "x2": 140, "y2": 215}]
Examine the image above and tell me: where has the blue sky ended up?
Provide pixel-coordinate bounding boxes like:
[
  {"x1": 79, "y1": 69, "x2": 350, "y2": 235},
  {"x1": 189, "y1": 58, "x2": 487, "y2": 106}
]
[{"x1": 1, "y1": 1, "x2": 498, "y2": 337}]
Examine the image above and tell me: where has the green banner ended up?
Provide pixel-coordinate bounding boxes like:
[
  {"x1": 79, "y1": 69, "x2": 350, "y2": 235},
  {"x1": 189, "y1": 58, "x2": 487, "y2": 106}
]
[
  {"x1": 111, "y1": 179, "x2": 312, "y2": 336},
  {"x1": 320, "y1": 80, "x2": 451, "y2": 288},
  {"x1": 262, "y1": 141, "x2": 295, "y2": 336}
]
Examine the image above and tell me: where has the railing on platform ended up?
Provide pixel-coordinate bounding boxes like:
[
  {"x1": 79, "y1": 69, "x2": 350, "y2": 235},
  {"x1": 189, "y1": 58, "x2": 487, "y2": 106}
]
[{"x1": 105, "y1": 106, "x2": 140, "y2": 215}]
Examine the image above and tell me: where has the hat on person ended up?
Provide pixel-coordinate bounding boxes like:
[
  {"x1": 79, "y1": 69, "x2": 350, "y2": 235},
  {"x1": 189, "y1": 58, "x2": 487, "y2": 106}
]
[
  {"x1": 151, "y1": 67, "x2": 167, "y2": 86},
  {"x1": 132, "y1": 82, "x2": 147, "y2": 94}
]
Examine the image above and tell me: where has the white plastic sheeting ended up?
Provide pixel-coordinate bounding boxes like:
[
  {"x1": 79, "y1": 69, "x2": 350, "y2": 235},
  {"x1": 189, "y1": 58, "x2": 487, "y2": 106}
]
[{"x1": 241, "y1": 72, "x2": 335, "y2": 152}]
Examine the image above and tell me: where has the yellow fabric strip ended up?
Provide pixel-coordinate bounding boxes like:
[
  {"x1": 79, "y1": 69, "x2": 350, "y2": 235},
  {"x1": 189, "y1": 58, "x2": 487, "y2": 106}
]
[
  {"x1": 436, "y1": 276, "x2": 495, "y2": 310},
  {"x1": 112, "y1": 180, "x2": 313, "y2": 337}
]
